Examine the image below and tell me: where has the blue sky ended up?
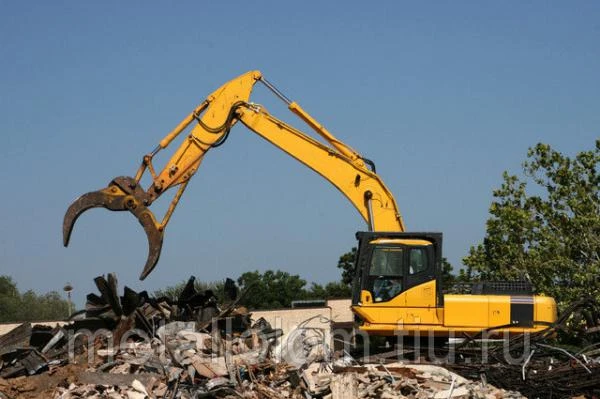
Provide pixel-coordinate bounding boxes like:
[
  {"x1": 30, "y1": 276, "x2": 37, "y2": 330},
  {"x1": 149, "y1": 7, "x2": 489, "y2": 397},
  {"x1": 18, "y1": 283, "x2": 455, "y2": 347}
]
[{"x1": 1, "y1": 1, "x2": 598, "y2": 307}]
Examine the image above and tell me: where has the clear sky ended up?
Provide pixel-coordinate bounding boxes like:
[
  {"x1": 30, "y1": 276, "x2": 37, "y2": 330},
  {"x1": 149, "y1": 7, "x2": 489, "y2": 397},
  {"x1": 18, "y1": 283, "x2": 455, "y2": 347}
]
[{"x1": 0, "y1": 1, "x2": 598, "y2": 307}]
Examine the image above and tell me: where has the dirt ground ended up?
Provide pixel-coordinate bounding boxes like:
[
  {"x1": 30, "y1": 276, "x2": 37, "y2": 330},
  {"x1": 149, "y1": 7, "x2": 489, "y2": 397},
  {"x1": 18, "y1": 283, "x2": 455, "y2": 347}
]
[{"x1": 0, "y1": 363, "x2": 86, "y2": 399}]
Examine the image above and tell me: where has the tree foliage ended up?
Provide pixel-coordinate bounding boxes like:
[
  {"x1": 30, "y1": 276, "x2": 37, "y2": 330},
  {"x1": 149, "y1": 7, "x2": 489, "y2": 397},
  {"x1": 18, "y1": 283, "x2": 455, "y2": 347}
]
[
  {"x1": 237, "y1": 270, "x2": 308, "y2": 309},
  {"x1": 0, "y1": 276, "x2": 70, "y2": 322},
  {"x1": 440, "y1": 257, "x2": 456, "y2": 289},
  {"x1": 237, "y1": 269, "x2": 355, "y2": 309},
  {"x1": 337, "y1": 247, "x2": 357, "y2": 286},
  {"x1": 308, "y1": 281, "x2": 352, "y2": 299},
  {"x1": 463, "y1": 141, "x2": 600, "y2": 308}
]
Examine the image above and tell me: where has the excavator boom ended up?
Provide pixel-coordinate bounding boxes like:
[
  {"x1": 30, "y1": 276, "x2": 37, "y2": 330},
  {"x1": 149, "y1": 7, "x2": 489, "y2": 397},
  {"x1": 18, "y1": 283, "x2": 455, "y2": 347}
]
[{"x1": 63, "y1": 70, "x2": 404, "y2": 279}]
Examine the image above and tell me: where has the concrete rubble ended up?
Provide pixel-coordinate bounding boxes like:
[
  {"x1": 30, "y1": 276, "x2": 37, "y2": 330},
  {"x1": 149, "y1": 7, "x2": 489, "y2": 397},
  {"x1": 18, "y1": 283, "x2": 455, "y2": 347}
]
[{"x1": 0, "y1": 274, "x2": 599, "y2": 398}]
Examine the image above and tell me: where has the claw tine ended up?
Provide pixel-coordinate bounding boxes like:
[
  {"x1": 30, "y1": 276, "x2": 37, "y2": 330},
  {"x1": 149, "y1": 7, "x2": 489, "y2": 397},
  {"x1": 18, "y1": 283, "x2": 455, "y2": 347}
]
[
  {"x1": 138, "y1": 210, "x2": 164, "y2": 280},
  {"x1": 63, "y1": 191, "x2": 113, "y2": 247}
]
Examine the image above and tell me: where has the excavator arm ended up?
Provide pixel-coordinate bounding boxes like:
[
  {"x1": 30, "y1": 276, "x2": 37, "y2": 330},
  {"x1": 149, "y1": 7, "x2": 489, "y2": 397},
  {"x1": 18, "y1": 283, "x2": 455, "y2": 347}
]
[{"x1": 63, "y1": 70, "x2": 404, "y2": 280}]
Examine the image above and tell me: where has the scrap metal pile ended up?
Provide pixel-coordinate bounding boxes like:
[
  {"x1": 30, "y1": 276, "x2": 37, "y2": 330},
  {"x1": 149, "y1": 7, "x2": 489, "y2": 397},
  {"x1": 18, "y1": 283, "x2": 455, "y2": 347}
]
[{"x1": 0, "y1": 274, "x2": 599, "y2": 398}]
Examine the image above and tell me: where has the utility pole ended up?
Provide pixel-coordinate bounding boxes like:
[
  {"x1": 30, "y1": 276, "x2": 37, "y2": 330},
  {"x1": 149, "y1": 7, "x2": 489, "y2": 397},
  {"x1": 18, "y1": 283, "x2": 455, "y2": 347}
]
[{"x1": 63, "y1": 283, "x2": 73, "y2": 317}]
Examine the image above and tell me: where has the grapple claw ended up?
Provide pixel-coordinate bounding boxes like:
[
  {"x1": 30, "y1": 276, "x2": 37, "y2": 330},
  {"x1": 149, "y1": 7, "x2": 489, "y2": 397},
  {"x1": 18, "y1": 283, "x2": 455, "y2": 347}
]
[{"x1": 63, "y1": 176, "x2": 163, "y2": 280}]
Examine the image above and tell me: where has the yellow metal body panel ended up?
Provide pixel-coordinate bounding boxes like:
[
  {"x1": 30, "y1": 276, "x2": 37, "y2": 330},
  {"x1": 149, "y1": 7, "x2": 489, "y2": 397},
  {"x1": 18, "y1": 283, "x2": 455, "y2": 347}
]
[
  {"x1": 355, "y1": 280, "x2": 440, "y2": 325},
  {"x1": 370, "y1": 238, "x2": 432, "y2": 246},
  {"x1": 354, "y1": 280, "x2": 557, "y2": 336},
  {"x1": 444, "y1": 294, "x2": 510, "y2": 327},
  {"x1": 534, "y1": 295, "x2": 557, "y2": 325}
]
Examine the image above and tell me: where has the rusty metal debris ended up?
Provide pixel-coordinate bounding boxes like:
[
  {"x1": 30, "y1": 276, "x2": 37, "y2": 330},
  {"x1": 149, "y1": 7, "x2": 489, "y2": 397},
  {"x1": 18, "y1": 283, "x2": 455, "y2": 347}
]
[{"x1": 1, "y1": 275, "x2": 599, "y2": 398}]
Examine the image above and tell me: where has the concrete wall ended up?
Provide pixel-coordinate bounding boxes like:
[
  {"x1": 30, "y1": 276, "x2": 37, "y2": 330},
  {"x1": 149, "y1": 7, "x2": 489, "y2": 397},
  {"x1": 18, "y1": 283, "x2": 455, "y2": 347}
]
[
  {"x1": 250, "y1": 298, "x2": 352, "y2": 332},
  {"x1": 250, "y1": 298, "x2": 353, "y2": 352},
  {"x1": 326, "y1": 298, "x2": 353, "y2": 323}
]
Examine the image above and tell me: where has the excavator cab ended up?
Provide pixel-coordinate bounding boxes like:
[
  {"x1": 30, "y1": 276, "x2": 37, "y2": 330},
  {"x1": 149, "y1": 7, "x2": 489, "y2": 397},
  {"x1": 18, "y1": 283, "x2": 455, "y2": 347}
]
[
  {"x1": 351, "y1": 232, "x2": 445, "y2": 330},
  {"x1": 353, "y1": 232, "x2": 443, "y2": 307}
]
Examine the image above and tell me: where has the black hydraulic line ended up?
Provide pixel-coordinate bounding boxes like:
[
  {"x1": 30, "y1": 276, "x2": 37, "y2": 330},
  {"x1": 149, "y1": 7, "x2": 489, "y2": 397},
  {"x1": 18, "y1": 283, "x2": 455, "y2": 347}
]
[
  {"x1": 363, "y1": 158, "x2": 377, "y2": 173},
  {"x1": 193, "y1": 101, "x2": 246, "y2": 134},
  {"x1": 191, "y1": 101, "x2": 247, "y2": 148}
]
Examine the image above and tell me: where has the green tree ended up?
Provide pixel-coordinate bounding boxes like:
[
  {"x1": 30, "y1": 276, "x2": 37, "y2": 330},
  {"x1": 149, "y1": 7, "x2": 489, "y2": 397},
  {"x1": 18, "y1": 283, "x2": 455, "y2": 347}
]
[
  {"x1": 463, "y1": 141, "x2": 600, "y2": 309},
  {"x1": 454, "y1": 267, "x2": 474, "y2": 284},
  {"x1": 0, "y1": 276, "x2": 19, "y2": 322},
  {"x1": 20, "y1": 290, "x2": 69, "y2": 321},
  {"x1": 0, "y1": 276, "x2": 69, "y2": 322},
  {"x1": 441, "y1": 257, "x2": 456, "y2": 289},
  {"x1": 337, "y1": 247, "x2": 357, "y2": 286},
  {"x1": 237, "y1": 270, "x2": 308, "y2": 309},
  {"x1": 308, "y1": 281, "x2": 352, "y2": 299}
]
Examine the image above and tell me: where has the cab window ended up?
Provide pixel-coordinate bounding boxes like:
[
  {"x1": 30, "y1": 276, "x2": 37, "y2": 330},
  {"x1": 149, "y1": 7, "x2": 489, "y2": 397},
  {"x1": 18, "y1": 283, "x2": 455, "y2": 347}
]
[
  {"x1": 409, "y1": 248, "x2": 428, "y2": 274},
  {"x1": 369, "y1": 247, "x2": 403, "y2": 276},
  {"x1": 369, "y1": 246, "x2": 404, "y2": 302}
]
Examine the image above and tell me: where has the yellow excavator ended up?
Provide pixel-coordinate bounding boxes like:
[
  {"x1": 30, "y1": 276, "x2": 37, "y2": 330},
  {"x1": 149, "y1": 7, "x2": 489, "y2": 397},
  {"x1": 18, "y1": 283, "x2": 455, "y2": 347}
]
[{"x1": 63, "y1": 71, "x2": 557, "y2": 338}]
